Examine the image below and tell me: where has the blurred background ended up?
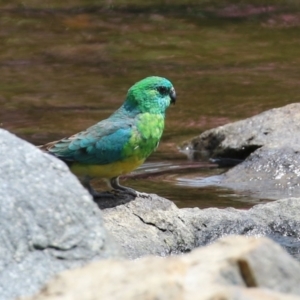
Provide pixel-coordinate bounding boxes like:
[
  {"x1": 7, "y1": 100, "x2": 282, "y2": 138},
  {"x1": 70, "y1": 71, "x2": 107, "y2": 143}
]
[{"x1": 1, "y1": 0, "x2": 300, "y2": 208}]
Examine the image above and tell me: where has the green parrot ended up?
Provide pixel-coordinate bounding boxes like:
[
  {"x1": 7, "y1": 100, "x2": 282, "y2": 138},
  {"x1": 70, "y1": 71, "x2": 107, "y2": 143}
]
[{"x1": 40, "y1": 76, "x2": 176, "y2": 197}]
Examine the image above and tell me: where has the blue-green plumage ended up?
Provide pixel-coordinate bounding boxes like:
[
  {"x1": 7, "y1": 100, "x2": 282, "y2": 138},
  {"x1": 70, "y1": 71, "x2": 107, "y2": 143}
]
[{"x1": 49, "y1": 118, "x2": 135, "y2": 164}]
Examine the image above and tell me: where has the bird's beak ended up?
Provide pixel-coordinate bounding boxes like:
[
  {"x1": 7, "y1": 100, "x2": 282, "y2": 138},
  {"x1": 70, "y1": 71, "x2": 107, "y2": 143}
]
[{"x1": 170, "y1": 87, "x2": 176, "y2": 105}]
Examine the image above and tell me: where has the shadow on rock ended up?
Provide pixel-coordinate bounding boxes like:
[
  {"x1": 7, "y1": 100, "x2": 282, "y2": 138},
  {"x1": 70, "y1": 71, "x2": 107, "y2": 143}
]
[{"x1": 93, "y1": 192, "x2": 136, "y2": 209}]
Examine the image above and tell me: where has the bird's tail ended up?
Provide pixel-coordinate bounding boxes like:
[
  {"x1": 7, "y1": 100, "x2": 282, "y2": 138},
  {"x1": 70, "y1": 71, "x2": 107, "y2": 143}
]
[{"x1": 37, "y1": 140, "x2": 59, "y2": 152}]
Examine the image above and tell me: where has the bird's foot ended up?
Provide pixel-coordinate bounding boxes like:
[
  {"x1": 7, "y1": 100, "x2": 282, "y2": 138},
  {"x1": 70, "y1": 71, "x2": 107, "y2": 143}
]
[
  {"x1": 111, "y1": 187, "x2": 137, "y2": 197},
  {"x1": 82, "y1": 177, "x2": 142, "y2": 208},
  {"x1": 84, "y1": 185, "x2": 114, "y2": 199},
  {"x1": 109, "y1": 177, "x2": 138, "y2": 197},
  {"x1": 111, "y1": 189, "x2": 151, "y2": 200},
  {"x1": 92, "y1": 190, "x2": 120, "y2": 199},
  {"x1": 135, "y1": 191, "x2": 151, "y2": 198},
  {"x1": 86, "y1": 183, "x2": 137, "y2": 201},
  {"x1": 93, "y1": 189, "x2": 137, "y2": 209}
]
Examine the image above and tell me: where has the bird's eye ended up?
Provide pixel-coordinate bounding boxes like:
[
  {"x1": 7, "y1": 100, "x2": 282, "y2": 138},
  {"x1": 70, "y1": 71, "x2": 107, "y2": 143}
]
[{"x1": 157, "y1": 86, "x2": 168, "y2": 94}]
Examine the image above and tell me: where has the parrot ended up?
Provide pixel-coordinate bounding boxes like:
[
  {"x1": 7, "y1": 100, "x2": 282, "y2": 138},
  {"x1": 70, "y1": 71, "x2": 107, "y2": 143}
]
[{"x1": 39, "y1": 76, "x2": 176, "y2": 198}]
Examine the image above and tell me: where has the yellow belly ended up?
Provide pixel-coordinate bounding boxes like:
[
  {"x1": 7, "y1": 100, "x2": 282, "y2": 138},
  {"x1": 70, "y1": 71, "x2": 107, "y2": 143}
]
[{"x1": 70, "y1": 156, "x2": 145, "y2": 179}]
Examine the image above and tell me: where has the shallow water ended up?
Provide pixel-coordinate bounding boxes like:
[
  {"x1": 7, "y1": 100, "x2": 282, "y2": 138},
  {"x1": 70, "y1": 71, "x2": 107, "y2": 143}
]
[
  {"x1": 2, "y1": 2, "x2": 300, "y2": 209},
  {"x1": 121, "y1": 160, "x2": 269, "y2": 208}
]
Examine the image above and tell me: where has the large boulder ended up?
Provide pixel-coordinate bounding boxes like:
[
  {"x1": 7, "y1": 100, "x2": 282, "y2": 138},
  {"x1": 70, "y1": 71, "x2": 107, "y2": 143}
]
[
  {"x1": 181, "y1": 103, "x2": 300, "y2": 161},
  {"x1": 26, "y1": 236, "x2": 300, "y2": 300},
  {"x1": 0, "y1": 129, "x2": 119, "y2": 300},
  {"x1": 180, "y1": 103, "x2": 300, "y2": 199},
  {"x1": 102, "y1": 195, "x2": 300, "y2": 260}
]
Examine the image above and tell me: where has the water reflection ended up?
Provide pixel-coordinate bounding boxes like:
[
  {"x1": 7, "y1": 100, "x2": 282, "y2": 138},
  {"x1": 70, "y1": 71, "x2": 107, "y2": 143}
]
[{"x1": 120, "y1": 160, "x2": 269, "y2": 209}]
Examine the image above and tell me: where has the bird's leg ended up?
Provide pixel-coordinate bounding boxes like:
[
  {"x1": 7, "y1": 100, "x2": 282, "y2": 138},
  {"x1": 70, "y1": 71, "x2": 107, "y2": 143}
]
[
  {"x1": 81, "y1": 176, "x2": 99, "y2": 197},
  {"x1": 109, "y1": 177, "x2": 137, "y2": 197},
  {"x1": 81, "y1": 176, "x2": 114, "y2": 199}
]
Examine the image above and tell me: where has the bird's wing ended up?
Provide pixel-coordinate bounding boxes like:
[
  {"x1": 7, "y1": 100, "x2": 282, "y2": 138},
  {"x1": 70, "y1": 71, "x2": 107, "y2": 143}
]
[{"x1": 40, "y1": 119, "x2": 135, "y2": 165}]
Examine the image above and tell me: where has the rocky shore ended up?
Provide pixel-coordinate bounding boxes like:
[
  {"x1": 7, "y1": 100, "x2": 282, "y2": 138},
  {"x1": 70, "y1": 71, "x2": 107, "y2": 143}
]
[
  {"x1": 27, "y1": 236, "x2": 300, "y2": 300},
  {"x1": 1, "y1": 110, "x2": 300, "y2": 300}
]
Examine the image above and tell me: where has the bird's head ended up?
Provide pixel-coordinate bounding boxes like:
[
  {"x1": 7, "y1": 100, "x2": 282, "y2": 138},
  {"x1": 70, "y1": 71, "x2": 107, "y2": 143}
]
[{"x1": 124, "y1": 76, "x2": 176, "y2": 115}]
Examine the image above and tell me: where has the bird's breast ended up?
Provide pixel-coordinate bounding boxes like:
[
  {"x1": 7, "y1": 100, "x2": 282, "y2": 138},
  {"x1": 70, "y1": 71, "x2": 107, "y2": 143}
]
[{"x1": 122, "y1": 113, "x2": 165, "y2": 159}]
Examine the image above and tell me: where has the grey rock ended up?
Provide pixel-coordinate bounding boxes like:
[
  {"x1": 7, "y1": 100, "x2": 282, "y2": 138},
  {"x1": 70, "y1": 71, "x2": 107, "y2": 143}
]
[
  {"x1": 102, "y1": 195, "x2": 300, "y2": 260},
  {"x1": 25, "y1": 236, "x2": 300, "y2": 300},
  {"x1": 218, "y1": 146, "x2": 300, "y2": 199},
  {"x1": 181, "y1": 103, "x2": 300, "y2": 160},
  {"x1": 0, "y1": 129, "x2": 118, "y2": 300},
  {"x1": 102, "y1": 194, "x2": 195, "y2": 258},
  {"x1": 180, "y1": 103, "x2": 300, "y2": 199}
]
